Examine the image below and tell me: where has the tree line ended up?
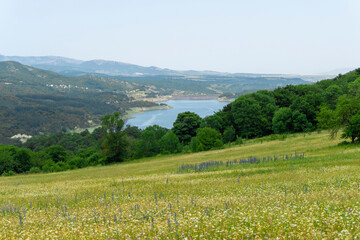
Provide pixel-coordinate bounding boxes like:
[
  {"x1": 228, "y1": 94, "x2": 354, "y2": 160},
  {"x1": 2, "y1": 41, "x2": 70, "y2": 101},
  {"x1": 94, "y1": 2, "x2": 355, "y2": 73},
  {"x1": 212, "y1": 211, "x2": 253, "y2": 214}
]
[{"x1": 1, "y1": 68, "x2": 360, "y2": 176}]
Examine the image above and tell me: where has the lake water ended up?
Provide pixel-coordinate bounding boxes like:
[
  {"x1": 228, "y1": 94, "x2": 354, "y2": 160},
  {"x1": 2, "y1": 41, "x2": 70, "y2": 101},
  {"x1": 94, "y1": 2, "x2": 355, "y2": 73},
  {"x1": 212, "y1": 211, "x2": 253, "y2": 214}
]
[{"x1": 126, "y1": 100, "x2": 230, "y2": 129}]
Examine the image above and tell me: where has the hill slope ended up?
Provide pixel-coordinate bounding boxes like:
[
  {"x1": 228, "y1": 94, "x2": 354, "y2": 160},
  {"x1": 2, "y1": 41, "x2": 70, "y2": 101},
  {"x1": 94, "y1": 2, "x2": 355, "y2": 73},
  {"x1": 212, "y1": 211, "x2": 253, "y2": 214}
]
[
  {"x1": 0, "y1": 61, "x2": 156, "y2": 144},
  {"x1": 1, "y1": 131, "x2": 359, "y2": 238}
]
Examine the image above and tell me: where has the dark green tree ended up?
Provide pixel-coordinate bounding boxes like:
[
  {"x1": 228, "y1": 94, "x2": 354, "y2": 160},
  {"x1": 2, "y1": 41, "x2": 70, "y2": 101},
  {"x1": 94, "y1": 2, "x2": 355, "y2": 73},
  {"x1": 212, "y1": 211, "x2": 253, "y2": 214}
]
[
  {"x1": 123, "y1": 125, "x2": 142, "y2": 139},
  {"x1": 223, "y1": 126, "x2": 236, "y2": 143},
  {"x1": 201, "y1": 115, "x2": 224, "y2": 133},
  {"x1": 159, "y1": 130, "x2": 182, "y2": 154},
  {"x1": 272, "y1": 107, "x2": 293, "y2": 134},
  {"x1": 45, "y1": 145, "x2": 67, "y2": 163},
  {"x1": 323, "y1": 85, "x2": 343, "y2": 109},
  {"x1": 13, "y1": 149, "x2": 32, "y2": 173},
  {"x1": 196, "y1": 127, "x2": 223, "y2": 151},
  {"x1": 133, "y1": 125, "x2": 167, "y2": 158},
  {"x1": 292, "y1": 110, "x2": 312, "y2": 132},
  {"x1": 342, "y1": 113, "x2": 360, "y2": 143},
  {"x1": 231, "y1": 92, "x2": 277, "y2": 138},
  {"x1": 100, "y1": 112, "x2": 129, "y2": 163},
  {"x1": 173, "y1": 111, "x2": 202, "y2": 144}
]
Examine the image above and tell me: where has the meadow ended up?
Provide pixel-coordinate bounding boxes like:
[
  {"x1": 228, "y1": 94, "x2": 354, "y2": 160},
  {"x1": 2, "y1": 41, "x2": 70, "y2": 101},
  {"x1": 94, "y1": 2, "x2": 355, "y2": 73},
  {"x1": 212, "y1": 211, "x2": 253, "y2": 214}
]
[{"x1": 1, "y1": 131, "x2": 360, "y2": 239}]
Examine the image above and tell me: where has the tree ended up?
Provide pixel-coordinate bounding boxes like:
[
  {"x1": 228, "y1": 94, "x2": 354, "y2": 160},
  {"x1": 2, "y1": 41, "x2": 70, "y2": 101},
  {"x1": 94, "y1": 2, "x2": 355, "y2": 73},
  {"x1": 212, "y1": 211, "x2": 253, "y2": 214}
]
[
  {"x1": 231, "y1": 92, "x2": 277, "y2": 138},
  {"x1": 342, "y1": 113, "x2": 360, "y2": 143},
  {"x1": 0, "y1": 146, "x2": 15, "y2": 174},
  {"x1": 323, "y1": 85, "x2": 342, "y2": 109},
  {"x1": 201, "y1": 115, "x2": 224, "y2": 133},
  {"x1": 292, "y1": 110, "x2": 312, "y2": 132},
  {"x1": 100, "y1": 112, "x2": 129, "y2": 163},
  {"x1": 159, "y1": 130, "x2": 182, "y2": 154},
  {"x1": 290, "y1": 97, "x2": 317, "y2": 126},
  {"x1": 123, "y1": 125, "x2": 142, "y2": 139},
  {"x1": 317, "y1": 94, "x2": 360, "y2": 139},
  {"x1": 45, "y1": 145, "x2": 67, "y2": 163},
  {"x1": 172, "y1": 111, "x2": 202, "y2": 145},
  {"x1": 316, "y1": 105, "x2": 338, "y2": 130},
  {"x1": 133, "y1": 125, "x2": 167, "y2": 158},
  {"x1": 196, "y1": 127, "x2": 223, "y2": 151},
  {"x1": 223, "y1": 126, "x2": 236, "y2": 143},
  {"x1": 13, "y1": 149, "x2": 32, "y2": 173},
  {"x1": 272, "y1": 107, "x2": 293, "y2": 134}
]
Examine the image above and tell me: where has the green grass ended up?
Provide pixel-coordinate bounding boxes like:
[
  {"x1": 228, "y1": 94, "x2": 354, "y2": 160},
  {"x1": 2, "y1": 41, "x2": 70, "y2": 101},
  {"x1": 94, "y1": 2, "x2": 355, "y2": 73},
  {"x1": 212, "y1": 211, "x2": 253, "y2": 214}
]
[{"x1": 1, "y1": 131, "x2": 360, "y2": 239}]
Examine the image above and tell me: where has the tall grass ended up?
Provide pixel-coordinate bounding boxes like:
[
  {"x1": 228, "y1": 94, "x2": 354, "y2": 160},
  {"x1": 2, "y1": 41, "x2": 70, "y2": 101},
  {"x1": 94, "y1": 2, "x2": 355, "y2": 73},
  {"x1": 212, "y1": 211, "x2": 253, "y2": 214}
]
[{"x1": 0, "y1": 131, "x2": 359, "y2": 238}]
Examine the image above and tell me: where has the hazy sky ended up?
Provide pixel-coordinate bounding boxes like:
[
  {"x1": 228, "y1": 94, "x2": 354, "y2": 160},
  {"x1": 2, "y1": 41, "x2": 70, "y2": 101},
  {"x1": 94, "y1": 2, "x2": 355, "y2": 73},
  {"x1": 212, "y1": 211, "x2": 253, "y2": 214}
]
[{"x1": 0, "y1": 0, "x2": 359, "y2": 74}]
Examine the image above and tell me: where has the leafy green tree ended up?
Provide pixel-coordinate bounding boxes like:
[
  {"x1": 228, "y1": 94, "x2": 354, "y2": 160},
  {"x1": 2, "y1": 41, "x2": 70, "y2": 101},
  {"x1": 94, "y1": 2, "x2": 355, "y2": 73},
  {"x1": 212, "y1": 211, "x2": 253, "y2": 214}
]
[
  {"x1": 201, "y1": 115, "x2": 224, "y2": 133},
  {"x1": 348, "y1": 77, "x2": 360, "y2": 97},
  {"x1": 231, "y1": 92, "x2": 277, "y2": 138},
  {"x1": 342, "y1": 113, "x2": 360, "y2": 143},
  {"x1": 290, "y1": 97, "x2": 317, "y2": 126},
  {"x1": 100, "y1": 112, "x2": 129, "y2": 163},
  {"x1": 196, "y1": 127, "x2": 223, "y2": 151},
  {"x1": 272, "y1": 107, "x2": 293, "y2": 134},
  {"x1": 273, "y1": 86, "x2": 294, "y2": 108},
  {"x1": 45, "y1": 145, "x2": 67, "y2": 163},
  {"x1": 159, "y1": 130, "x2": 182, "y2": 154},
  {"x1": 173, "y1": 111, "x2": 202, "y2": 144},
  {"x1": 316, "y1": 105, "x2": 338, "y2": 130},
  {"x1": 123, "y1": 125, "x2": 142, "y2": 139},
  {"x1": 292, "y1": 110, "x2": 312, "y2": 132},
  {"x1": 323, "y1": 85, "x2": 342, "y2": 109},
  {"x1": 0, "y1": 146, "x2": 15, "y2": 174},
  {"x1": 13, "y1": 149, "x2": 32, "y2": 173},
  {"x1": 189, "y1": 137, "x2": 200, "y2": 152},
  {"x1": 223, "y1": 126, "x2": 236, "y2": 143},
  {"x1": 318, "y1": 94, "x2": 360, "y2": 139},
  {"x1": 134, "y1": 125, "x2": 167, "y2": 158},
  {"x1": 335, "y1": 95, "x2": 360, "y2": 126}
]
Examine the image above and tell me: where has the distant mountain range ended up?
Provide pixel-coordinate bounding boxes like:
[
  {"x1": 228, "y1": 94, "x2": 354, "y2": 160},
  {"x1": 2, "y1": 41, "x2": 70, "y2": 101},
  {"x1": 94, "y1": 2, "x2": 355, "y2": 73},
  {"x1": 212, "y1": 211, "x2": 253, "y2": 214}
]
[
  {"x1": 0, "y1": 54, "x2": 333, "y2": 81},
  {"x1": 0, "y1": 54, "x2": 180, "y2": 76}
]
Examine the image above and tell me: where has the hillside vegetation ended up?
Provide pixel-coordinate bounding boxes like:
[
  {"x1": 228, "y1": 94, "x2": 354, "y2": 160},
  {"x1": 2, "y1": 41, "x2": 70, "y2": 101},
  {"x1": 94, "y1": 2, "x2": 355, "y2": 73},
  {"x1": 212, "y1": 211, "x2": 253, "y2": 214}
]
[
  {"x1": 1, "y1": 131, "x2": 360, "y2": 238},
  {"x1": 2, "y1": 67, "x2": 360, "y2": 177},
  {"x1": 0, "y1": 61, "x2": 157, "y2": 144}
]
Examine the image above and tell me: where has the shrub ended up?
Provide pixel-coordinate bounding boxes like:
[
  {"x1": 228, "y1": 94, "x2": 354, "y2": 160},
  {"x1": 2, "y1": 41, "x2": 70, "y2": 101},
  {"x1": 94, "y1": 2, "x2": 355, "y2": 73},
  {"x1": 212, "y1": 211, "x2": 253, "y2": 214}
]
[
  {"x1": 235, "y1": 136, "x2": 244, "y2": 145},
  {"x1": 1, "y1": 170, "x2": 16, "y2": 176},
  {"x1": 28, "y1": 167, "x2": 41, "y2": 174}
]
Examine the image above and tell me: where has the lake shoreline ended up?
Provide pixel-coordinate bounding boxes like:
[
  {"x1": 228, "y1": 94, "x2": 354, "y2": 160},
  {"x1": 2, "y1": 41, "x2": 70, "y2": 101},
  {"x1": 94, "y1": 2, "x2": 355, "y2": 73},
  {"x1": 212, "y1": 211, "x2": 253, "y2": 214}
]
[
  {"x1": 124, "y1": 105, "x2": 173, "y2": 120},
  {"x1": 126, "y1": 99, "x2": 230, "y2": 129},
  {"x1": 141, "y1": 94, "x2": 235, "y2": 103}
]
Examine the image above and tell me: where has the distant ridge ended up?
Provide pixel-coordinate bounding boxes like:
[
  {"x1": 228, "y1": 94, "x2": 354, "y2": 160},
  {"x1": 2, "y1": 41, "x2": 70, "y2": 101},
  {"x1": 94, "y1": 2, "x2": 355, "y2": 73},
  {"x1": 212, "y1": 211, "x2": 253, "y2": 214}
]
[{"x1": 0, "y1": 54, "x2": 332, "y2": 81}]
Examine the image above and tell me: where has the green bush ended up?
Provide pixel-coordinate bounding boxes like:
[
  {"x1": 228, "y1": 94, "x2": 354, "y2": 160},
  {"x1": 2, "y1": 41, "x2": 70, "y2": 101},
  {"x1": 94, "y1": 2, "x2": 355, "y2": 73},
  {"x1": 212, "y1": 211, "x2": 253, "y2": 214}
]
[
  {"x1": 28, "y1": 167, "x2": 41, "y2": 174},
  {"x1": 1, "y1": 170, "x2": 16, "y2": 176},
  {"x1": 88, "y1": 153, "x2": 101, "y2": 166},
  {"x1": 235, "y1": 136, "x2": 244, "y2": 145}
]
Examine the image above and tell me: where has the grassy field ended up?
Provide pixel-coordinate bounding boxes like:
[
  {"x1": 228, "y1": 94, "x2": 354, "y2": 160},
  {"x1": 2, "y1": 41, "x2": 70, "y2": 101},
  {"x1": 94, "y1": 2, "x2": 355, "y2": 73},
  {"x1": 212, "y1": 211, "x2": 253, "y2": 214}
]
[{"x1": 1, "y1": 131, "x2": 360, "y2": 239}]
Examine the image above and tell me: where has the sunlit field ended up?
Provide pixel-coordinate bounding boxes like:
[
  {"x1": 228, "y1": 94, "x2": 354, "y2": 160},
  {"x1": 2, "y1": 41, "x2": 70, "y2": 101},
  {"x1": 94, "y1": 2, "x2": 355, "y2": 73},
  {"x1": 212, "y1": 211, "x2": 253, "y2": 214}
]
[{"x1": 1, "y1": 131, "x2": 360, "y2": 239}]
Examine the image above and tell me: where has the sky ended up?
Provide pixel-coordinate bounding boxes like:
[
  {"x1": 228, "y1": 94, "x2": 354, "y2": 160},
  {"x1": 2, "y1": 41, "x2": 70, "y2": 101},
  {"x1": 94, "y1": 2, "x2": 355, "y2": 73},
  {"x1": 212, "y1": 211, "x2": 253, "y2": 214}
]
[{"x1": 0, "y1": 0, "x2": 359, "y2": 74}]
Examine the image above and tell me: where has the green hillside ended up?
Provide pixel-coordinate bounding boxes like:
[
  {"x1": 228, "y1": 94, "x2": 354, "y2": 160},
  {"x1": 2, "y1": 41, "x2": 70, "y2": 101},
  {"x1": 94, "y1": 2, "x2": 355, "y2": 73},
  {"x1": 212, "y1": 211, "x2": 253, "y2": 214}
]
[
  {"x1": 0, "y1": 61, "x2": 157, "y2": 144},
  {"x1": 0, "y1": 61, "x2": 140, "y2": 95},
  {"x1": 1, "y1": 131, "x2": 360, "y2": 238}
]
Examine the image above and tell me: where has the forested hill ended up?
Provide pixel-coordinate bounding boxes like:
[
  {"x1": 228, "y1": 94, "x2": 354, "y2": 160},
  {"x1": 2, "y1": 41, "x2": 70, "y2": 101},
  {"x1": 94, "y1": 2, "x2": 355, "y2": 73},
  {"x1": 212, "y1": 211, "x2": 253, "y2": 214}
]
[
  {"x1": 208, "y1": 68, "x2": 360, "y2": 141},
  {"x1": 0, "y1": 61, "x2": 156, "y2": 144},
  {"x1": 0, "y1": 68, "x2": 359, "y2": 177},
  {"x1": 0, "y1": 61, "x2": 142, "y2": 95}
]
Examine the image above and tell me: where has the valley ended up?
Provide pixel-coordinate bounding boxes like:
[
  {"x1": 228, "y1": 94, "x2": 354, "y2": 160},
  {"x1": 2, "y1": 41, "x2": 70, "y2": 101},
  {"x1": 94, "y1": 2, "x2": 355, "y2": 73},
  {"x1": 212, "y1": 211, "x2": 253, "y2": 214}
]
[{"x1": 0, "y1": 58, "x2": 327, "y2": 144}]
